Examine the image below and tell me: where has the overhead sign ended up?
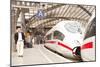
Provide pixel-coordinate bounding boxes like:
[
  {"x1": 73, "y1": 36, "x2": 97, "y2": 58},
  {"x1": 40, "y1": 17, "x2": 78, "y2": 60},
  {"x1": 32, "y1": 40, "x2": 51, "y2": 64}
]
[{"x1": 36, "y1": 9, "x2": 45, "y2": 19}]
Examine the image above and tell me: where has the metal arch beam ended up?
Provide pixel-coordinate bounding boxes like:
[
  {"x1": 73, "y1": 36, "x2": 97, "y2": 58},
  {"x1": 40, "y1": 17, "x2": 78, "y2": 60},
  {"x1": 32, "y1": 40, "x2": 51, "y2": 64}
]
[
  {"x1": 37, "y1": 18, "x2": 59, "y2": 27},
  {"x1": 30, "y1": 16, "x2": 88, "y2": 28},
  {"x1": 31, "y1": 18, "x2": 58, "y2": 28},
  {"x1": 29, "y1": 5, "x2": 91, "y2": 23},
  {"x1": 29, "y1": 16, "x2": 66, "y2": 25},
  {"x1": 28, "y1": 4, "x2": 65, "y2": 21},
  {"x1": 12, "y1": 5, "x2": 35, "y2": 9},
  {"x1": 29, "y1": 16, "x2": 88, "y2": 28},
  {"x1": 77, "y1": 5, "x2": 91, "y2": 16},
  {"x1": 29, "y1": 15, "x2": 68, "y2": 25},
  {"x1": 42, "y1": 20, "x2": 59, "y2": 27},
  {"x1": 41, "y1": 16, "x2": 88, "y2": 22},
  {"x1": 46, "y1": 16, "x2": 70, "y2": 20},
  {"x1": 41, "y1": 17, "x2": 87, "y2": 27},
  {"x1": 29, "y1": 5, "x2": 90, "y2": 23},
  {"x1": 43, "y1": 4, "x2": 65, "y2": 12}
]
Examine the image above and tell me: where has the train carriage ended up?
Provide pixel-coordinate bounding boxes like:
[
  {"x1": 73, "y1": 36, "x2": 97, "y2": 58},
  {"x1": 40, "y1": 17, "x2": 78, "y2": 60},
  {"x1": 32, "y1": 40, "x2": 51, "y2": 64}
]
[
  {"x1": 44, "y1": 21, "x2": 84, "y2": 60},
  {"x1": 81, "y1": 17, "x2": 96, "y2": 61}
]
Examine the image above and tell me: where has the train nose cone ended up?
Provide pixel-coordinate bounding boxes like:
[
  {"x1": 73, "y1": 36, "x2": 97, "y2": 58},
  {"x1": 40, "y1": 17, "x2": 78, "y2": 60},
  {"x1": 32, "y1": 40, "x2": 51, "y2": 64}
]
[{"x1": 72, "y1": 46, "x2": 82, "y2": 61}]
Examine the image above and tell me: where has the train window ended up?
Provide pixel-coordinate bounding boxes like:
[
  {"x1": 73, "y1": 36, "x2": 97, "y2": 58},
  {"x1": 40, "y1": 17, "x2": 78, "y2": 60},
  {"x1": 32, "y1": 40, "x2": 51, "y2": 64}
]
[
  {"x1": 53, "y1": 31, "x2": 64, "y2": 41},
  {"x1": 64, "y1": 22, "x2": 80, "y2": 33},
  {"x1": 47, "y1": 34, "x2": 52, "y2": 40},
  {"x1": 84, "y1": 17, "x2": 96, "y2": 39}
]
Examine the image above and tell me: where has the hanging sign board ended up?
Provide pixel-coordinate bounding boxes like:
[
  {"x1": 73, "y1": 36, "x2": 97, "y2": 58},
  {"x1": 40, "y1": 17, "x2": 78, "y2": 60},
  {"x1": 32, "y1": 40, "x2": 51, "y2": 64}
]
[{"x1": 36, "y1": 9, "x2": 45, "y2": 19}]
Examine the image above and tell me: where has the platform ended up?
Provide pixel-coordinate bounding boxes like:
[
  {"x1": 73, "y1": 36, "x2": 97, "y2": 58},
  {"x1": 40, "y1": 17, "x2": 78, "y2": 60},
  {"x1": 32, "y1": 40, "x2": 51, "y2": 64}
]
[{"x1": 11, "y1": 44, "x2": 75, "y2": 66}]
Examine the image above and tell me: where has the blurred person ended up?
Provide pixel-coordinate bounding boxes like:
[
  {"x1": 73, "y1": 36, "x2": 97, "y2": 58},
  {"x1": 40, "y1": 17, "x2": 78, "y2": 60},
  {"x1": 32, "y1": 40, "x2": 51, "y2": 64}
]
[
  {"x1": 26, "y1": 32, "x2": 32, "y2": 48},
  {"x1": 14, "y1": 26, "x2": 25, "y2": 57},
  {"x1": 32, "y1": 37, "x2": 35, "y2": 47},
  {"x1": 37, "y1": 35, "x2": 41, "y2": 44}
]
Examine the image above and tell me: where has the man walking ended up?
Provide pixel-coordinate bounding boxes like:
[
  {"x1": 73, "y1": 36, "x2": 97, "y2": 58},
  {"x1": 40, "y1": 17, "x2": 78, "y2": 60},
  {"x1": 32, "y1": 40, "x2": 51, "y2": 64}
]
[{"x1": 14, "y1": 26, "x2": 25, "y2": 57}]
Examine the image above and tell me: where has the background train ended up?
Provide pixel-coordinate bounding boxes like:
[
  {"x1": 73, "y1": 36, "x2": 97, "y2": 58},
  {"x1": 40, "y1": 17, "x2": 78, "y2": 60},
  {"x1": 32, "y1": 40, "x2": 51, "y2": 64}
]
[
  {"x1": 44, "y1": 21, "x2": 84, "y2": 60},
  {"x1": 81, "y1": 17, "x2": 96, "y2": 61}
]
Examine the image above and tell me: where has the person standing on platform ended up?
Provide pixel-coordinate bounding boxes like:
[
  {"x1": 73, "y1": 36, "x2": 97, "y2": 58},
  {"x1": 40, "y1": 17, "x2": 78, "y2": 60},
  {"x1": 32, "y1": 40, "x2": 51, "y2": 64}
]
[
  {"x1": 14, "y1": 26, "x2": 25, "y2": 57},
  {"x1": 32, "y1": 36, "x2": 35, "y2": 47}
]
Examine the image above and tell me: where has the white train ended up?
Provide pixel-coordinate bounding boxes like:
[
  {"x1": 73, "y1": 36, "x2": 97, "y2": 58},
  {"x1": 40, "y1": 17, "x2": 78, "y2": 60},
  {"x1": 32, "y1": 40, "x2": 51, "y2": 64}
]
[
  {"x1": 81, "y1": 17, "x2": 96, "y2": 61},
  {"x1": 44, "y1": 21, "x2": 84, "y2": 60}
]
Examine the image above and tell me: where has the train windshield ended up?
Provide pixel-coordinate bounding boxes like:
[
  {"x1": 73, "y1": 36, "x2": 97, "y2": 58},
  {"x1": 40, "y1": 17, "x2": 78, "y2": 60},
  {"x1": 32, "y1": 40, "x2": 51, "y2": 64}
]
[
  {"x1": 53, "y1": 31, "x2": 65, "y2": 41},
  {"x1": 84, "y1": 17, "x2": 96, "y2": 40},
  {"x1": 47, "y1": 34, "x2": 52, "y2": 40},
  {"x1": 64, "y1": 22, "x2": 81, "y2": 33}
]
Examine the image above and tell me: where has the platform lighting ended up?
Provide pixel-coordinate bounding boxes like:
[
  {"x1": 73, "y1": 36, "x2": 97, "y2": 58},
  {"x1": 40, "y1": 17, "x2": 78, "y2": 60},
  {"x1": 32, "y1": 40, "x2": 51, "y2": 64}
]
[{"x1": 22, "y1": 1, "x2": 25, "y2": 5}]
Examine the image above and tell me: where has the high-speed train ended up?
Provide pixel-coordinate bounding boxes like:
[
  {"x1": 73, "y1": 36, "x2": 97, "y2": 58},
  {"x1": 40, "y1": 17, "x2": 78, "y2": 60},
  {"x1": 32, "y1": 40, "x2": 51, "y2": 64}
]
[
  {"x1": 44, "y1": 21, "x2": 84, "y2": 60},
  {"x1": 81, "y1": 17, "x2": 96, "y2": 61}
]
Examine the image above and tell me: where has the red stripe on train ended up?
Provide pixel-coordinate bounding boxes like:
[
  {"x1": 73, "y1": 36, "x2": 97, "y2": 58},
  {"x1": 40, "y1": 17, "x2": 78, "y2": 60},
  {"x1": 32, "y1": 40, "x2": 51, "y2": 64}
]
[
  {"x1": 58, "y1": 42, "x2": 73, "y2": 51},
  {"x1": 46, "y1": 40, "x2": 73, "y2": 51},
  {"x1": 81, "y1": 42, "x2": 93, "y2": 50},
  {"x1": 46, "y1": 41, "x2": 56, "y2": 43}
]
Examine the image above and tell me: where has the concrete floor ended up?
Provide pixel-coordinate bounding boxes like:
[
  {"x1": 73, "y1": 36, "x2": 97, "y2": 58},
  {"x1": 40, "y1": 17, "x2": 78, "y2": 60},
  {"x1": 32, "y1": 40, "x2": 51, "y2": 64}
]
[{"x1": 11, "y1": 44, "x2": 76, "y2": 66}]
